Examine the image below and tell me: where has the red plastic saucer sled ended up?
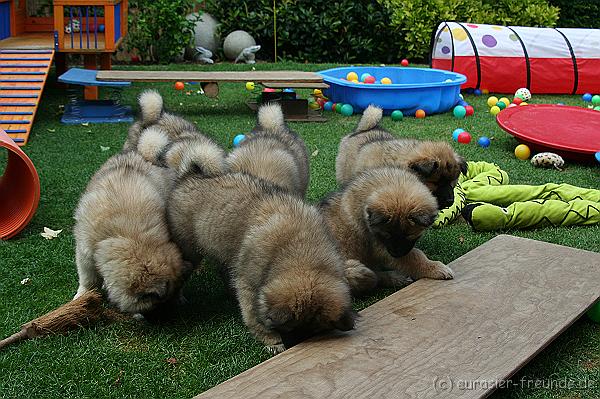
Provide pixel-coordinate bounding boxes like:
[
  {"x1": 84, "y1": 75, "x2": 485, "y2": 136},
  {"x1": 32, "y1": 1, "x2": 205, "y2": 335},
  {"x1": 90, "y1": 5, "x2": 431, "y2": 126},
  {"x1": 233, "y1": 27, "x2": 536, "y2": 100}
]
[{"x1": 496, "y1": 104, "x2": 600, "y2": 163}]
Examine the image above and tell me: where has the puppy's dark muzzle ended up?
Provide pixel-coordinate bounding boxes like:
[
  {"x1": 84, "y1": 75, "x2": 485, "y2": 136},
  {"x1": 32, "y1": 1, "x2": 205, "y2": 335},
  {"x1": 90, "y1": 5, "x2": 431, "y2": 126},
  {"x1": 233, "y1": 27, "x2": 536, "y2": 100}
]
[
  {"x1": 280, "y1": 329, "x2": 314, "y2": 349},
  {"x1": 385, "y1": 237, "x2": 416, "y2": 258}
]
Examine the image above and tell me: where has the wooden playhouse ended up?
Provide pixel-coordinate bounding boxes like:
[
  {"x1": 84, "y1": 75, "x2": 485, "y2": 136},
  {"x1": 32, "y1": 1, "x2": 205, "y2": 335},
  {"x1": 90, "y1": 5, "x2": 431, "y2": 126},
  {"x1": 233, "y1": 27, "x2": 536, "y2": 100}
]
[{"x1": 0, "y1": 0, "x2": 127, "y2": 145}]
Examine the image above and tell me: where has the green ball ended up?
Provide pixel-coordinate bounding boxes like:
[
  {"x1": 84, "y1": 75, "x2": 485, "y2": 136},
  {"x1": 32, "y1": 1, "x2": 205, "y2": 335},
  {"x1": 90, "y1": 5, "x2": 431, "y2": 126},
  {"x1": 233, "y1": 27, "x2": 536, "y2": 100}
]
[
  {"x1": 587, "y1": 301, "x2": 600, "y2": 323},
  {"x1": 594, "y1": 106, "x2": 600, "y2": 111},
  {"x1": 340, "y1": 104, "x2": 354, "y2": 116},
  {"x1": 391, "y1": 110, "x2": 404, "y2": 121},
  {"x1": 496, "y1": 101, "x2": 506, "y2": 110},
  {"x1": 593, "y1": 95, "x2": 600, "y2": 106}
]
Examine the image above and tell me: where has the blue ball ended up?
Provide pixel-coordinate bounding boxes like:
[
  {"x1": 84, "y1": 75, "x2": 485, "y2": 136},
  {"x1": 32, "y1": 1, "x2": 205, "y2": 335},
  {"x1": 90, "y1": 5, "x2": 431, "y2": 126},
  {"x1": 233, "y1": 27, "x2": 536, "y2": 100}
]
[
  {"x1": 583, "y1": 93, "x2": 593, "y2": 102},
  {"x1": 283, "y1": 88, "x2": 295, "y2": 93},
  {"x1": 98, "y1": 24, "x2": 105, "y2": 33},
  {"x1": 459, "y1": 100, "x2": 469, "y2": 107},
  {"x1": 595, "y1": 151, "x2": 600, "y2": 163},
  {"x1": 452, "y1": 128, "x2": 465, "y2": 141},
  {"x1": 324, "y1": 101, "x2": 333, "y2": 111},
  {"x1": 360, "y1": 73, "x2": 371, "y2": 82},
  {"x1": 478, "y1": 136, "x2": 491, "y2": 148},
  {"x1": 474, "y1": 89, "x2": 482, "y2": 96},
  {"x1": 233, "y1": 134, "x2": 246, "y2": 147}
]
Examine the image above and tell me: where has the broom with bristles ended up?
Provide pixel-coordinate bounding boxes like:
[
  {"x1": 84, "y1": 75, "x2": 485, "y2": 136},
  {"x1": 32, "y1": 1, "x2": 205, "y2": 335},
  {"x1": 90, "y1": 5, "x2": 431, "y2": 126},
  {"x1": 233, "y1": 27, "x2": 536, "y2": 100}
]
[{"x1": 0, "y1": 290, "x2": 108, "y2": 350}]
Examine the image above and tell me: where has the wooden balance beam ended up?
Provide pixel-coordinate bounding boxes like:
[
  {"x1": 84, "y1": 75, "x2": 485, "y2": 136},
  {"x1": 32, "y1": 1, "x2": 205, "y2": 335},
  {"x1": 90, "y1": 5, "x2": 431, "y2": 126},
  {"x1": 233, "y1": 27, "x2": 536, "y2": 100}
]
[
  {"x1": 97, "y1": 70, "x2": 329, "y2": 121},
  {"x1": 195, "y1": 235, "x2": 600, "y2": 399}
]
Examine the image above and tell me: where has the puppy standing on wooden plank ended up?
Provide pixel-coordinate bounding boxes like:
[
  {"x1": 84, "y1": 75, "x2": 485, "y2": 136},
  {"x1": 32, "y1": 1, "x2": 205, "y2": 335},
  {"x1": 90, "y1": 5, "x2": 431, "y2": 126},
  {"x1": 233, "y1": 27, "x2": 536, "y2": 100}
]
[
  {"x1": 227, "y1": 103, "x2": 310, "y2": 196},
  {"x1": 168, "y1": 149, "x2": 355, "y2": 353},
  {"x1": 336, "y1": 105, "x2": 467, "y2": 209},
  {"x1": 320, "y1": 167, "x2": 454, "y2": 295},
  {"x1": 73, "y1": 151, "x2": 193, "y2": 314}
]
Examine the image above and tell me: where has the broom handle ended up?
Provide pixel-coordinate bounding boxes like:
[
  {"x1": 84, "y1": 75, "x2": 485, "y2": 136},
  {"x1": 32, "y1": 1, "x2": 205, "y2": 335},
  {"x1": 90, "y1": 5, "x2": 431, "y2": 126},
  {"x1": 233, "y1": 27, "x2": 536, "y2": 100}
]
[{"x1": 0, "y1": 329, "x2": 29, "y2": 350}]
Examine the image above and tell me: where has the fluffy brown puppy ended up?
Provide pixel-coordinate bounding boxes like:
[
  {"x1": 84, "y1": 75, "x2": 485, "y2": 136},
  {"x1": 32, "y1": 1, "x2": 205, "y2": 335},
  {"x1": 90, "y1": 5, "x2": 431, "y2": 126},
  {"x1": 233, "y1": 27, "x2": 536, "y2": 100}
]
[
  {"x1": 168, "y1": 169, "x2": 355, "y2": 353},
  {"x1": 73, "y1": 151, "x2": 193, "y2": 314},
  {"x1": 336, "y1": 105, "x2": 467, "y2": 208},
  {"x1": 320, "y1": 167, "x2": 454, "y2": 295},
  {"x1": 227, "y1": 102, "x2": 310, "y2": 196}
]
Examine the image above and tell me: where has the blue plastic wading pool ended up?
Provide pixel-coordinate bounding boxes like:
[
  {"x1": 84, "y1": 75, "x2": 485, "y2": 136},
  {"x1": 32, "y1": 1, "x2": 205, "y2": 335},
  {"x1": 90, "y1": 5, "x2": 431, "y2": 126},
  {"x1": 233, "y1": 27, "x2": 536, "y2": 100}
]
[{"x1": 318, "y1": 67, "x2": 467, "y2": 116}]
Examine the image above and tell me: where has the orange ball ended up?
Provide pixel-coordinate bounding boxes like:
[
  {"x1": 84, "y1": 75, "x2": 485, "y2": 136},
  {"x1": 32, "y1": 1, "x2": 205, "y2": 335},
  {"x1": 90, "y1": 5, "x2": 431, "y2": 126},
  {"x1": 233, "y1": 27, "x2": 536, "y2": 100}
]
[
  {"x1": 415, "y1": 109, "x2": 426, "y2": 119},
  {"x1": 174, "y1": 81, "x2": 185, "y2": 91}
]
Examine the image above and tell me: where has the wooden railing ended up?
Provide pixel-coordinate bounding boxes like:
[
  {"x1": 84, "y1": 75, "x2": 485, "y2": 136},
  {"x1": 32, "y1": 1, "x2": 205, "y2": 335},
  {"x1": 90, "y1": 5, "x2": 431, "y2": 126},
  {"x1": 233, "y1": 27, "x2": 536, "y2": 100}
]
[{"x1": 53, "y1": 0, "x2": 128, "y2": 52}]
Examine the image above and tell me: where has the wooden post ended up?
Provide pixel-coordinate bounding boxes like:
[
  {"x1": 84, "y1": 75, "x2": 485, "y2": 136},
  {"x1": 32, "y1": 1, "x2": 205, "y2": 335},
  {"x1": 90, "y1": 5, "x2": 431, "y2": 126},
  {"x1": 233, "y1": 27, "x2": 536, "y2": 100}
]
[
  {"x1": 121, "y1": 0, "x2": 128, "y2": 37},
  {"x1": 104, "y1": 4, "x2": 115, "y2": 51},
  {"x1": 53, "y1": 4, "x2": 64, "y2": 51},
  {"x1": 99, "y1": 53, "x2": 111, "y2": 70},
  {"x1": 83, "y1": 54, "x2": 98, "y2": 100}
]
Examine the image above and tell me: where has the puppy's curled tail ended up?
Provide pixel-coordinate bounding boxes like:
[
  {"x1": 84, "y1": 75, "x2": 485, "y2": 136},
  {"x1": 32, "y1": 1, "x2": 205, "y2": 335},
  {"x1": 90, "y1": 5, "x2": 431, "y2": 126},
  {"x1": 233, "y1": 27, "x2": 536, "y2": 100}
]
[
  {"x1": 137, "y1": 126, "x2": 170, "y2": 165},
  {"x1": 177, "y1": 138, "x2": 227, "y2": 178},
  {"x1": 257, "y1": 102, "x2": 286, "y2": 132},
  {"x1": 138, "y1": 89, "x2": 164, "y2": 126},
  {"x1": 355, "y1": 105, "x2": 383, "y2": 132}
]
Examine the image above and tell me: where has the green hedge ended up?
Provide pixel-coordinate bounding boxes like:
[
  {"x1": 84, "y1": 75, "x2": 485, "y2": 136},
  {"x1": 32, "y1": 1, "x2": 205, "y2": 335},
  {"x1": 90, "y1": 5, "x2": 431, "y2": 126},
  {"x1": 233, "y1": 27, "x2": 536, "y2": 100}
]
[{"x1": 550, "y1": 0, "x2": 600, "y2": 28}]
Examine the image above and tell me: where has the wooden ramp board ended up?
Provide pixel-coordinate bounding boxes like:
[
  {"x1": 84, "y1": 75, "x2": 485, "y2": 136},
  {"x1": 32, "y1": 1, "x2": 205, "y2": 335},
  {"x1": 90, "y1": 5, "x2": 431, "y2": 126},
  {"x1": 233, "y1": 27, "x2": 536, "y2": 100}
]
[
  {"x1": 0, "y1": 50, "x2": 54, "y2": 146},
  {"x1": 97, "y1": 70, "x2": 324, "y2": 84},
  {"x1": 195, "y1": 235, "x2": 600, "y2": 399}
]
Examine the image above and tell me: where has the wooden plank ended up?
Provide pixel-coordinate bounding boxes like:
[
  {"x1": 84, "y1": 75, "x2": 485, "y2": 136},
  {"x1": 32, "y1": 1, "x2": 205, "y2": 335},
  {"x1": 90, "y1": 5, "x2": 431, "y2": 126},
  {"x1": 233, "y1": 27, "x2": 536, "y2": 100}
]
[
  {"x1": 97, "y1": 70, "x2": 324, "y2": 84},
  {"x1": 195, "y1": 235, "x2": 600, "y2": 399},
  {"x1": 262, "y1": 82, "x2": 329, "y2": 89}
]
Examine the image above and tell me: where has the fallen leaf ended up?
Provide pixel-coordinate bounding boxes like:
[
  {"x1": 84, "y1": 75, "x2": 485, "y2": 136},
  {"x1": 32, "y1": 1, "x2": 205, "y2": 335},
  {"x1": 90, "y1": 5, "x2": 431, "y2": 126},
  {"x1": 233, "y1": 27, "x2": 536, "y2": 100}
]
[
  {"x1": 459, "y1": 236, "x2": 465, "y2": 244},
  {"x1": 100, "y1": 146, "x2": 110, "y2": 152},
  {"x1": 166, "y1": 357, "x2": 178, "y2": 365},
  {"x1": 311, "y1": 149, "x2": 319, "y2": 157},
  {"x1": 47, "y1": 128, "x2": 56, "y2": 133},
  {"x1": 20, "y1": 278, "x2": 31, "y2": 285},
  {"x1": 41, "y1": 227, "x2": 62, "y2": 240},
  {"x1": 113, "y1": 369, "x2": 124, "y2": 386}
]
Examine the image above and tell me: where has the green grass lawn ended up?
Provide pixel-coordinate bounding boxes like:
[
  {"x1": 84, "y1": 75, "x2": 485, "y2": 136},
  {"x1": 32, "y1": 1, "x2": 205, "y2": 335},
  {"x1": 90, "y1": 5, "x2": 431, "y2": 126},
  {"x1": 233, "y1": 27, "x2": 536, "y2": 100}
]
[{"x1": 1, "y1": 62, "x2": 599, "y2": 398}]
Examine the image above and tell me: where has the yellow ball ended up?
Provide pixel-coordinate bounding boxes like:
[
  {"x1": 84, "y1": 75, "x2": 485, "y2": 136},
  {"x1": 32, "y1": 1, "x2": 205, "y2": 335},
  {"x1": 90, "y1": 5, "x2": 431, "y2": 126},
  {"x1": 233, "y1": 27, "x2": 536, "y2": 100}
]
[
  {"x1": 499, "y1": 97, "x2": 510, "y2": 106},
  {"x1": 514, "y1": 144, "x2": 531, "y2": 160},
  {"x1": 245, "y1": 82, "x2": 255, "y2": 91},
  {"x1": 487, "y1": 96, "x2": 499, "y2": 107},
  {"x1": 520, "y1": 102, "x2": 528, "y2": 106},
  {"x1": 350, "y1": 78, "x2": 359, "y2": 83},
  {"x1": 346, "y1": 72, "x2": 359, "y2": 81},
  {"x1": 490, "y1": 105, "x2": 501, "y2": 116},
  {"x1": 482, "y1": 89, "x2": 489, "y2": 95},
  {"x1": 381, "y1": 77, "x2": 392, "y2": 84},
  {"x1": 313, "y1": 89, "x2": 323, "y2": 97}
]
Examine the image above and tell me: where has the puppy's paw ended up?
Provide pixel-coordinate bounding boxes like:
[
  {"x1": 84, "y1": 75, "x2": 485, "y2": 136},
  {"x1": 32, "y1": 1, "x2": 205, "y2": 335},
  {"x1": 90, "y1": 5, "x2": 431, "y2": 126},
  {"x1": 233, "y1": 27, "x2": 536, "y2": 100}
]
[
  {"x1": 423, "y1": 261, "x2": 454, "y2": 280},
  {"x1": 265, "y1": 343, "x2": 286, "y2": 355},
  {"x1": 132, "y1": 313, "x2": 146, "y2": 321},
  {"x1": 344, "y1": 259, "x2": 377, "y2": 295}
]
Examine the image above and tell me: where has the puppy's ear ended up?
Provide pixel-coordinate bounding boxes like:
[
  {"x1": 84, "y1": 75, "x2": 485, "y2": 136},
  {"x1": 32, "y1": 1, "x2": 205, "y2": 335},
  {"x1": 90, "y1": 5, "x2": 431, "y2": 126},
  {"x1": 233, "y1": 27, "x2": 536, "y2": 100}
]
[
  {"x1": 457, "y1": 156, "x2": 468, "y2": 175},
  {"x1": 410, "y1": 159, "x2": 439, "y2": 177},
  {"x1": 409, "y1": 211, "x2": 437, "y2": 227},
  {"x1": 366, "y1": 208, "x2": 389, "y2": 226},
  {"x1": 334, "y1": 309, "x2": 357, "y2": 331}
]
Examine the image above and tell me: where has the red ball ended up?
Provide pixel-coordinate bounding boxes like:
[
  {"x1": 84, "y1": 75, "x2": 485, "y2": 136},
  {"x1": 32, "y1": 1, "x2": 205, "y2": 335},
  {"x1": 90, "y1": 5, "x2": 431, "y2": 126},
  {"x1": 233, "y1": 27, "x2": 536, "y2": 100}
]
[
  {"x1": 174, "y1": 81, "x2": 185, "y2": 91},
  {"x1": 465, "y1": 105, "x2": 474, "y2": 116},
  {"x1": 364, "y1": 75, "x2": 376, "y2": 84},
  {"x1": 457, "y1": 132, "x2": 472, "y2": 144},
  {"x1": 401, "y1": 59, "x2": 409, "y2": 67},
  {"x1": 512, "y1": 97, "x2": 523, "y2": 105},
  {"x1": 415, "y1": 109, "x2": 426, "y2": 119}
]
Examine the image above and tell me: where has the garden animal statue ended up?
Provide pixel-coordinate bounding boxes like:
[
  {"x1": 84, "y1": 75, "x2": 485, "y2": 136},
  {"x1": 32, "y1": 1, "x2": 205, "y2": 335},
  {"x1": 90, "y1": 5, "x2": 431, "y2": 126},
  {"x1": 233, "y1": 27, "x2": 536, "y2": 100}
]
[
  {"x1": 64, "y1": 19, "x2": 81, "y2": 34},
  {"x1": 235, "y1": 45, "x2": 261, "y2": 64},
  {"x1": 194, "y1": 46, "x2": 214, "y2": 64}
]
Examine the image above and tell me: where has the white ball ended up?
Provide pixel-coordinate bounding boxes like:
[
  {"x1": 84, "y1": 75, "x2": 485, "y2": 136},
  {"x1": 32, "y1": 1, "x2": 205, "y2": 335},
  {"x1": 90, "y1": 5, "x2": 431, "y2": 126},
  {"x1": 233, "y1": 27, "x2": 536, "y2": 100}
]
[
  {"x1": 515, "y1": 88, "x2": 531, "y2": 101},
  {"x1": 223, "y1": 30, "x2": 256, "y2": 60}
]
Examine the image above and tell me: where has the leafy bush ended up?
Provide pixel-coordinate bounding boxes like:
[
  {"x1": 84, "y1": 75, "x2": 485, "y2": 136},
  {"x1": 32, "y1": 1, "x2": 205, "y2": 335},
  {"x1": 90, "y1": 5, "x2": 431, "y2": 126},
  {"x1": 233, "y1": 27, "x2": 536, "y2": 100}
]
[
  {"x1": 379, "y1": 0, "x2": 560, "y2": 61},
  {"x1": 126, "y1": 0, "x2": 200, "y2": 63},
  {"x1": 550, "y1": 0, "x2": 600, "y2": 28},
  {"x1": 204, "y1": 0, "x2": 399, "y2": 63}
]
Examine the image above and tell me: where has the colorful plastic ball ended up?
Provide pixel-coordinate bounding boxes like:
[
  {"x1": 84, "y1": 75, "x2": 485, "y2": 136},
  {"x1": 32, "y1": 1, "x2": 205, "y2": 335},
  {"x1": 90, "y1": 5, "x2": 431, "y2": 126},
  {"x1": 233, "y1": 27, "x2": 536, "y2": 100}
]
[
  {"x1": 324, "y1": 101, "x2": 333, "y2": 111},
  {"x1": 499, "y1": 97, "x2": 510, "y2": 107},
  {"x1": 459, "y1": 100, "x2": 469, "y2": 107},
  {"x1": 465, "y1": 105, "x2": 474, "y2": 116},
  {"x1": 557, "y1": 102, "x2": 565, "y2": 106},
  {"x1": 245, "y1": 81, "x2": 255, "y2": 91},
  {"x1": 360, "y1": 73, "x2": 371, "y2": 82},
  {"x1": 453, "y1": 105, "x2": 467, "y2": 119},
  {"x1": 595, "y1": 152, "x2": 600, "y2": 163},
  {"x1": 587, "y1": 301, "x2": 600, "y2": 323},
  {"x1": 508, "y1": 103, "x2": 517, "y2": 108},
  {"x1": 594, "y1": 106, "x2": 600, "y2": 111},
  {"x1": 381, "y1": 77, "x2": 392, "y2": 84},
  {"x1": 415, "y1": 109, "x2": 426, "y2": 119},
  {"x1": 582, "y1": 93, "x2": 593, "y2": 102},
  {"x1": 313, "y1": 89, "x2": 323, "y2": 97},
  {"x1": 283, "y1": 88, "x2": 295, "y2": 93},
  {"x1": 487, "y1": 96, "x2": 499, "y2": 107},
  {"x1": 263, "y1": 88, "x2": 276, "y2": 92},
  {"x1": 346, "y1": 72, "x2": 359, "y2": 81},
  {"x1": 340, "y1": 104, "x2": 354, "y2": 116},
  {"x1": 336, "y1": 103, "x2": 345, "y2": 113},
  {"x1": 233, "y1": 134, "x2": 246, "y2": 147},
  {"x1": 364, "y1": 75, "x2": 376, "y2": 84},
  {"x1": 474, "y1": 89, "x2": 482, "y2": 96},
  {"x1": 520, "y1": 102, "x2": 528, "y2": 106},
  {"x1": 478, "y1": 136, "x2": 491, "y2": 148},
  {"x1": 482, "y1": 89, "x2": 490, "y2": 95},
  {"x1": 331, "y1": 103, "x2": 337, "y2": 111},
  {"x1": 512, "y1": 97, "x2": 523, "y2": 105},
  {"x1": 514, "y1": 144, "x2": 531, "y2": 160},
  {"x1": 593, "y1": 95, "x2": 600, "y2": 106},
  {"x1": 350, "y1": 78, "x2": 359, "y2": 83},
  {"x1": 496, "y1": 101, "x2": 506, "y2": 110},
  {"x1": 457, "y1": 132, "x2": 472, "y2": 144},
  {"x1": 174, "y1": 81, "x2": 185, "y2": 90},
  {"x1": 515, "y1": 88, "x2": 531, "y2": 101},
  {"x1": 391, "y1": 110, "x2": 404, "y2": 121},
  {"x1": 401, "y1": 59, "x2": 409, "y2": 67},
  {"x1": 490, "y1": 105, "x2": 501, "y2": 116},
  {"x1": 452, "y1": 128, "x2": 465, "y2": 141},
  {"x1": 98, "y1": 24, "x2": 105, "y2": 33}
]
